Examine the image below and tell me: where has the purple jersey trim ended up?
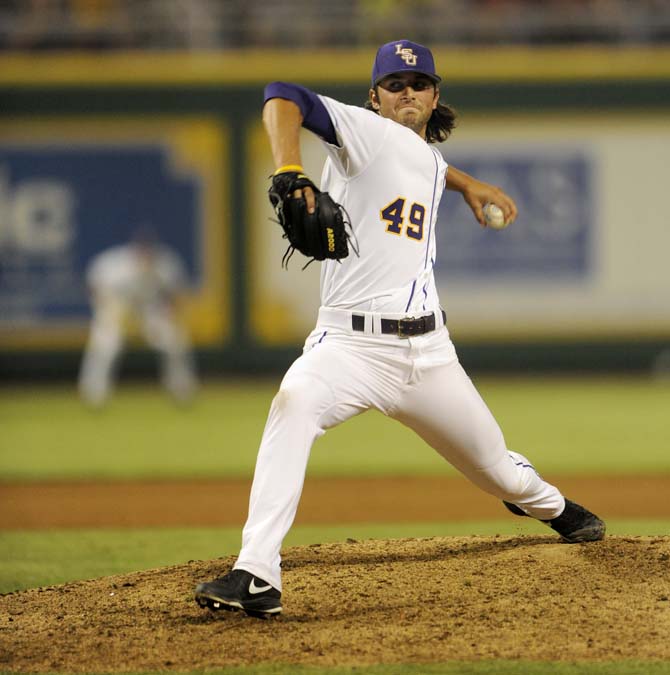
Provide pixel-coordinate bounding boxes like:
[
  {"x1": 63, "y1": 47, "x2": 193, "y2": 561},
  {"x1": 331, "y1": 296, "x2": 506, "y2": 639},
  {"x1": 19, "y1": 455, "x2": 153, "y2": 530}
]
[
  {"x1": 404, "y1": 279, "x2": 417, "y2": 313},
  {"x1": 264, "y1": 82, "x2": 337, "y2": 145},
  {"x1": 424, "y1": 150, "x2": 441, "y2": 270}
]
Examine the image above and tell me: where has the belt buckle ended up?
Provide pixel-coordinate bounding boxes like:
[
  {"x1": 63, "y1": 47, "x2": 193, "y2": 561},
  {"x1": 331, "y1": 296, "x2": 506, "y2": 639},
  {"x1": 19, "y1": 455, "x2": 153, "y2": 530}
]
[{"x1": 398, "y1": 316, "x2": 418, "y2": 338}]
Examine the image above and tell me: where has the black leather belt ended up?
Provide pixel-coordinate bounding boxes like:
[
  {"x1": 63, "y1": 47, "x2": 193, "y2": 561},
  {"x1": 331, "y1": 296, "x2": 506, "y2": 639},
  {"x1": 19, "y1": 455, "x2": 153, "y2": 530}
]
[{"x1": 352, "y1": 310, "x2": 445, "y2": 338}]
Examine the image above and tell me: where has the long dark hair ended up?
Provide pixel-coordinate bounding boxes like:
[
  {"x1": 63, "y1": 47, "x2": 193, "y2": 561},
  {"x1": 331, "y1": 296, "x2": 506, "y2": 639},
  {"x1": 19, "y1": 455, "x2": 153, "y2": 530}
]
[{"x1": 364, "y1": 92, "x2": 457, "y2": 144}]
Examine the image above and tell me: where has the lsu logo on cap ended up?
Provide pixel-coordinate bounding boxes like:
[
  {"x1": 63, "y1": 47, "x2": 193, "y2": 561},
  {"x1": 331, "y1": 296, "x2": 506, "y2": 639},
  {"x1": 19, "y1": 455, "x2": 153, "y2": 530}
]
[
  {"x1": 395, "y1": 43, "x2": 417, "y2": 66},
  {"x1": 371, "y1": 40, "x2": 440, "y2": 86}
]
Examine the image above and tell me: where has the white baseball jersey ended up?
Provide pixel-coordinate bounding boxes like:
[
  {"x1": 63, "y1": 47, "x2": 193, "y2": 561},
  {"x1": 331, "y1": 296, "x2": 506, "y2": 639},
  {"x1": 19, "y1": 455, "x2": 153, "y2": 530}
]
[
  {"x1": 87, "y1": 244, "x2": 186, "y2": 307},
  {"x1": 318, "y1": 96, "x2": 448, "y2": 316}
]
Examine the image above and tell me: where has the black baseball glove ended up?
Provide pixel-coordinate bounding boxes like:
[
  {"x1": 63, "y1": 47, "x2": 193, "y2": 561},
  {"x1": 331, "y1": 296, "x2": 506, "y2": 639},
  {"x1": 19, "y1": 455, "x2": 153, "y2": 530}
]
[{"x1": 269, "y1": 170, "x2": 354, "y2": 268}]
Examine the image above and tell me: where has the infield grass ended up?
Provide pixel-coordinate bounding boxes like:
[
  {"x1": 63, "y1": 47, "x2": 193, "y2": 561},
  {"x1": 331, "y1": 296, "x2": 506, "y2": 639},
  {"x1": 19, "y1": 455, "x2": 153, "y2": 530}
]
[
  {"x1": 1, "y1": 519, "x2": 668, "y2": 594},
  {"x1": 0, "y1": 660, "x2": 665, "y2": 674},
  {"x1": 1, "y1": 376, "x2": 669, "y2": 480}
]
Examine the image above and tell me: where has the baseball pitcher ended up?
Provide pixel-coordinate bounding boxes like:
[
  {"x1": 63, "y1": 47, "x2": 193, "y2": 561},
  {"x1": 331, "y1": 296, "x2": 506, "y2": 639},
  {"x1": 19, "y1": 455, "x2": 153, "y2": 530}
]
[{"x1": 195, "y1": 39, "x2": 605, "y2": 618}]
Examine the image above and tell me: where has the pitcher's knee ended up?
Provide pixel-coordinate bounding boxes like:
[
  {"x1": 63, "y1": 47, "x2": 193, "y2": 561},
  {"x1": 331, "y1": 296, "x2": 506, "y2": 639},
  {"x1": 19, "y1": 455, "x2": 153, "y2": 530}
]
[
  {"x1": 470, "y1": 455, "x2": 530, "y2": 502},
  {"x1": 496, "y1": 482, "x2": 528, "y2": 503},
  {"x1": 480, "y1": 473, "x2": 525, "y2": 502}
]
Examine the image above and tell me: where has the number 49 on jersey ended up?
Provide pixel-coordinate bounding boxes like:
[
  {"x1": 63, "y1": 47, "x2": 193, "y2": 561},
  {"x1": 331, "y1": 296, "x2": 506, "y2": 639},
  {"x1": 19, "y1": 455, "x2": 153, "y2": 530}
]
[{"x1": 380, "y1": 197, "x2": 426, "y2": 241}]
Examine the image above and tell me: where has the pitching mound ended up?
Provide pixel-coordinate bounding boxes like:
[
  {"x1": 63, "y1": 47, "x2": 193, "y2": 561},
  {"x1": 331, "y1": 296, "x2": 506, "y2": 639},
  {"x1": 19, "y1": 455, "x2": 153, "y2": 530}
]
[{"x1": 2, "y1": 535, "x2": 669, "y2": 673}]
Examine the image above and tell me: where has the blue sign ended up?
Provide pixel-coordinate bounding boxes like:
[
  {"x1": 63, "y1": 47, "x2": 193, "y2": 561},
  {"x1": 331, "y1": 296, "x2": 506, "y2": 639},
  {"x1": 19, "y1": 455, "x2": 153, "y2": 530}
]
[
  {"x1": 0, "y1": 144, "x2": 201, "y2": 324},
  {"x1": 435, "y1": 152, "x2": 593, "y2": 280}
]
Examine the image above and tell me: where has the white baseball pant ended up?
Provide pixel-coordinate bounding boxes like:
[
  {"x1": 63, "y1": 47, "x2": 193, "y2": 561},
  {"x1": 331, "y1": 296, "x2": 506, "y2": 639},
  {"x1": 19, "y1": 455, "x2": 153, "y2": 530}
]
[
  {"x1": 78, "y1": 298, "x2": 196, "y2": 406},
  {"x1": 235, "y1": 307, "x2": 564, "y2": 590}
]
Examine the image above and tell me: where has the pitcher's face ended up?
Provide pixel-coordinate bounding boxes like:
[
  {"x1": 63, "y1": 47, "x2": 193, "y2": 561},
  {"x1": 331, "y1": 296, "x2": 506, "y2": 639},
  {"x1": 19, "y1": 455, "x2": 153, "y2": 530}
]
[{"x1": 370, "y1": 73, "x2": 439, "y2": 138}]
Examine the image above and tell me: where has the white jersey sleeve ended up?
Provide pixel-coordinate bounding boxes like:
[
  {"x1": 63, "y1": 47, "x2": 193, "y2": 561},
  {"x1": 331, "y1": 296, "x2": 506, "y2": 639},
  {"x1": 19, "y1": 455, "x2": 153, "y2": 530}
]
[
  {"x1": 154, "y1": 245, "x2": 187, "y2": 293},
  {"x1": 86, "y1": 246, "x2": 127, "y2": 291}
]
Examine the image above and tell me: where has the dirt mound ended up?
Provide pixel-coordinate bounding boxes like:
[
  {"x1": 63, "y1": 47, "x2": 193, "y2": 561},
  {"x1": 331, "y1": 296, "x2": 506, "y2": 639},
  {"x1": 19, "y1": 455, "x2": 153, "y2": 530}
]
[{"x1": 2, "y1": 536, "x2": 669, "y2": 673}]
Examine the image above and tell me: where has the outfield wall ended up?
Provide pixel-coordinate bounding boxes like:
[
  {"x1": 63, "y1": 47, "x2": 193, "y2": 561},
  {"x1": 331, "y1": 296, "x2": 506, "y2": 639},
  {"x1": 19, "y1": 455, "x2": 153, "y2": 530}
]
[{"x1": 1, "y1": 47, "x2": 669, "y2": 377}]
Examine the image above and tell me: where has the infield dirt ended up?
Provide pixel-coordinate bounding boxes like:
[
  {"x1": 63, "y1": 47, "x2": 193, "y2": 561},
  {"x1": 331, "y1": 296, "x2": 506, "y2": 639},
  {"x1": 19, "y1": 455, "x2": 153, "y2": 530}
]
[
  {"x1": 2, "y1": 535, "x2": 670, "y2": 673},
  {"x1": 3, "y1": 475, "x2": 670, "y2": 529}
]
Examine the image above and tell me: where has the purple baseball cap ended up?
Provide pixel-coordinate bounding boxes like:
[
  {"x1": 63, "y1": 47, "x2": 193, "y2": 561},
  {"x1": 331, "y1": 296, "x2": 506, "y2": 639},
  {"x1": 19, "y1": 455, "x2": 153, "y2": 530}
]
[{"x1": 371, "y1": 39, "x2": 441, "y2": 87}]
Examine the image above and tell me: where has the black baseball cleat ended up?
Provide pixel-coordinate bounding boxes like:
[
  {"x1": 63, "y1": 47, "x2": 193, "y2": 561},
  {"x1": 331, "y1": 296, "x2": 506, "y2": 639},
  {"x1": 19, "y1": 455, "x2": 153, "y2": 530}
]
[
  {"x1": 503, "y1": 498, "x2": 606, "y2": 543},
  {"x1": 194, "y1": 569, "x2": 282, "y2": 619}
]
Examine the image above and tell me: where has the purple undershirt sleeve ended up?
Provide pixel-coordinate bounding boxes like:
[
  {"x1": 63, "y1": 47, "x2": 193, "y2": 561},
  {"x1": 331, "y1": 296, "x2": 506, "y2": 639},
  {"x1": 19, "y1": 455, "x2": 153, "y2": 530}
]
[{"x1": 263, "y1": 81, "x2": 337, "y2": 146}]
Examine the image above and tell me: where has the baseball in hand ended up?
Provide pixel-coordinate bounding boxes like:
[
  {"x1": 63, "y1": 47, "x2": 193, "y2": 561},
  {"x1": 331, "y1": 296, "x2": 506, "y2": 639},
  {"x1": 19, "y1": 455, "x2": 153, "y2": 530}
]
[{"x1": 483, "y1": 203, "x2": 507, "y2": 230}]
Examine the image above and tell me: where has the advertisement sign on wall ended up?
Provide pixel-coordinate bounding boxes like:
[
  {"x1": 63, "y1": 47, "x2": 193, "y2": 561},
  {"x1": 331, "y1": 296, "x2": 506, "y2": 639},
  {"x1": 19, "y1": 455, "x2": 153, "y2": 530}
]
[
  {"x1": 0, "y1": 118, "x2": 230, "y2": 348},
  {"x1": 436, "y1": 152, "x2": 592, "y2": 279}
]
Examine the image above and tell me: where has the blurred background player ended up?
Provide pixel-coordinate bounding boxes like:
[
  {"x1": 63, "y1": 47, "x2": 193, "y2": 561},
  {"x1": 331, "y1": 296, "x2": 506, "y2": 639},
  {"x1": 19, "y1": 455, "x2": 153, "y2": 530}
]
[{"x1": 78, "y1": 229, "x2": 197, "y2": 407}]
